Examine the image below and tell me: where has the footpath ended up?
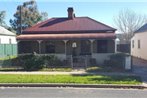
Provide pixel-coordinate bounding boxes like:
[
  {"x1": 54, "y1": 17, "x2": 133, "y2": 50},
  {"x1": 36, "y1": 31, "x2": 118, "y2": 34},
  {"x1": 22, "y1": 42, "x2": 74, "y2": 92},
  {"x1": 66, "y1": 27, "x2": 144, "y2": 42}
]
[{"x1": 132, "y1": 57, "x2": 147, "y2": 88}]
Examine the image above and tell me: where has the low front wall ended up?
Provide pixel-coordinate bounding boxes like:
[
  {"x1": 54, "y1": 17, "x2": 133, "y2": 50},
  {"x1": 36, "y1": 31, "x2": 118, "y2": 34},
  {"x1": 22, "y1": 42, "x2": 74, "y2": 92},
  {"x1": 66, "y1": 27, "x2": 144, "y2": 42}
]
[
  {"x1": 41, "y1": 53, "x2": 114, "y2": 65},
  {"x1": 92, "y1": 53, "x2": 114, "y2": 65},
  {"x1": 54, "y1": 54, "x2": 66, "y2": 61}
]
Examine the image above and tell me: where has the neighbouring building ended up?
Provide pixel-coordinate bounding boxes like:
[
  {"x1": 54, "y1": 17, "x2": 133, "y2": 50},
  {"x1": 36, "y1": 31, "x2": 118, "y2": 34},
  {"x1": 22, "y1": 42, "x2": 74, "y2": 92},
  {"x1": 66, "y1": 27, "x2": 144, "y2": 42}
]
[
  {"x1": 17, "y1": 7, "x2": 116, "y2": 65},
  {"x1": 0, "y1": 26, "x2": 17, "y2": 58},
  {"x1": 131, "y1": 23, "x2": 147, "y2": 60}
]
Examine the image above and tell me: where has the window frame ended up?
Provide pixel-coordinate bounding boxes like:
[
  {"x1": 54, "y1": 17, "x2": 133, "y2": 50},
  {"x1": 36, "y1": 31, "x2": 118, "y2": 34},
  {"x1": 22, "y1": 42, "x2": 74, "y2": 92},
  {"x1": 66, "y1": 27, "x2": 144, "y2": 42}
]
[
  {"x1": 138, "y1": 40, "x2": 140, "y2": 49},
  {"x1": 132, "y1": 40, "x2": 134, "y2": 48},
  {"x1": 45, "y1": 42, "x2": 55, "y2": 53},
  {"x1": 97, "y1": 40, "x2": 108, "y2": 53}
]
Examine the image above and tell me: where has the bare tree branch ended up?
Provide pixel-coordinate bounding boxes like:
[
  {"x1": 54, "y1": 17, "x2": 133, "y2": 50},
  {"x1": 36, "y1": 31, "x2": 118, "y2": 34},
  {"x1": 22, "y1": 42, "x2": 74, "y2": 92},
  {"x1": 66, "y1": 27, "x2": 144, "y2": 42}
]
[{"x1": 114, "y1": 9, "x2": 147, "y2": 43}]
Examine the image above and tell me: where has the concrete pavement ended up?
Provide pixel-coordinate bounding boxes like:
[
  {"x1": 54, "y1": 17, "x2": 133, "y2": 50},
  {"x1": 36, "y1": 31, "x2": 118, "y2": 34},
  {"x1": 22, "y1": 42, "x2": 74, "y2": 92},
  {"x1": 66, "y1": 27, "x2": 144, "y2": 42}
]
[
  {"x1": 0, "y1": 87, "x2": 147, "y2": 98},
  {"x1": 0, "y1": 71, "x2": 87, "y2": 75},
  {"x1": 132, "y1": 57, "x2": 147, "y2": 87},
  {"x1": 0, "y1": 70, "x2": 134, "y2": 76}
]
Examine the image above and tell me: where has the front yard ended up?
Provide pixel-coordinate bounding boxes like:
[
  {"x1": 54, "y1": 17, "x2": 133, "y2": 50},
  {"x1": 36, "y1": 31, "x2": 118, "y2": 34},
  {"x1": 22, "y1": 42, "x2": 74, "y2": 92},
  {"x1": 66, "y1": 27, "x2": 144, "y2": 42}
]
[
  {"x1": 0, "y1": 54, "x2": 141, "y2": 85},
  {"x1": 0, "y1": 74, "x2": 141, "y2": 85}
]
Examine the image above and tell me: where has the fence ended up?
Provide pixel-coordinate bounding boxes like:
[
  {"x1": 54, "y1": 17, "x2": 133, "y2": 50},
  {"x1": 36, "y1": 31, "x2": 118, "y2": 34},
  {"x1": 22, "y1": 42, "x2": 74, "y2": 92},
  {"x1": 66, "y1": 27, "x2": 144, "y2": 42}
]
[
  {"x1": 117, "y1": 44, "x2": 130, "y2": 53},
  {"x1": 0, "y1": 44, "x2": 17, "y2": 58}
]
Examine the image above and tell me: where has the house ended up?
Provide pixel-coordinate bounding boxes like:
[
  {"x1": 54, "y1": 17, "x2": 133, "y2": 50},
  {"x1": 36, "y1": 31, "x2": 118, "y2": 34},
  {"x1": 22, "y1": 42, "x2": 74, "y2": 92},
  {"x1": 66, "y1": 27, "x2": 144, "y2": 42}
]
[
  {"x1": 131, "y1": 23, "x2": 147, "y2": 60},
  {"x1": 17, "y1": 7, "x2": 116, "y2": 65},
  {"x1": 0, "y1": 26, "x2": 17, "y2": 58}
]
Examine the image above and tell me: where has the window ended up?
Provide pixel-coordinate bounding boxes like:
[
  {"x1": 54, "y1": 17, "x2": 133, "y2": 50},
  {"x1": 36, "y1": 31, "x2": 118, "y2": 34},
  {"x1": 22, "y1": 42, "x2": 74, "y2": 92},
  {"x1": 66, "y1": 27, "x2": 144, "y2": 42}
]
[
  {"x1": 132, "y1": 40, "x2": 134, "y2": 48},
  {"x1": 80, "y1": 40, "x2": 91, "y2": 55},
  {"x1": 46, "y1": 42, "x2": 55, "y2": 53},
  {"x1": 9, "y1": 38, "x2": 11, "y2": 44},
  {"x1": 97, "y1": 40, "x2": 108, "y2": 53},
  {"x1": 138, "y1": 40, "x2": 140, "y2": 49}
]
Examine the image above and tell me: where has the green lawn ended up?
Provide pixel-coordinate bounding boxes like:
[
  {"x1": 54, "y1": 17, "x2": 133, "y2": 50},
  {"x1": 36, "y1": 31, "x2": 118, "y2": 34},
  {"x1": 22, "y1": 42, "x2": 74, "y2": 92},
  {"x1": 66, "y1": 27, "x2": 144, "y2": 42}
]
[
  {"x1": 0, "y1": 74, "x2": 141, "y2": 84},
  {"x1": 0, "y1": 56, "x2": 16, "y2": 60}
]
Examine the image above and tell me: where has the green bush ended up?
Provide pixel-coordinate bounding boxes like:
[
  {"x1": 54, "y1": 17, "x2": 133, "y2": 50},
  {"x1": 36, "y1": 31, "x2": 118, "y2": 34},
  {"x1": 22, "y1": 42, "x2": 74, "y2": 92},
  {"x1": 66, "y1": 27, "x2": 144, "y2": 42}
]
[
  {"x1": 12, "y1": 54, "x2": 44, "y2": 71},
  {"x1": 11, "y1": 54, "x2": 64, "y2": 70},
  {"x1": 104, "y1": 53, "x2": 126, "y2": 69},
  {"x1": 23, "y1": 55, "x2": 44, "y2": 71}
]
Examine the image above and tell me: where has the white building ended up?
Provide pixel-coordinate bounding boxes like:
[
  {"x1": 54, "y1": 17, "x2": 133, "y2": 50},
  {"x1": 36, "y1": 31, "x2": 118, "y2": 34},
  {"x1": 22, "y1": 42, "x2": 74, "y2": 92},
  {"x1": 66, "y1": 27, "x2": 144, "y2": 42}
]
[
  {"x1": 0, "y1": 26, "x2": 17, "y2": 58},
  {"x1": 131, "y1": 23, "x2": 147, "y2": 60}
]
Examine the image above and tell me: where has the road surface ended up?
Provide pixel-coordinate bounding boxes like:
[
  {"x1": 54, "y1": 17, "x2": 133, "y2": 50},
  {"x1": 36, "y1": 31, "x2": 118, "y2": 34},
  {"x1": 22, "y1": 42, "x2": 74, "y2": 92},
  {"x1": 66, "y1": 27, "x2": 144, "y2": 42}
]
[{"x1": 0, "y1": 87, "x2": 147, "y2": 98}]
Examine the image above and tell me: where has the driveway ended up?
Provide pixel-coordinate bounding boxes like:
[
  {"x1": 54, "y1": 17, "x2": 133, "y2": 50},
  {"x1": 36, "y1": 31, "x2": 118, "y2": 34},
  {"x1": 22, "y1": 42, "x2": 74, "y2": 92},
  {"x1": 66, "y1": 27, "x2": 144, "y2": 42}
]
[{"x1": 132, "y1": 57, "x2": 147, "y2": 85}]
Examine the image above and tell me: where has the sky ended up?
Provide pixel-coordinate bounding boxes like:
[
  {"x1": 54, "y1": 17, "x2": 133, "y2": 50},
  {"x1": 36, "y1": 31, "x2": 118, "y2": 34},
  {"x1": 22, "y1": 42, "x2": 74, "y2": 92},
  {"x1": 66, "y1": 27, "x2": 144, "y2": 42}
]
[{"x1": 1, "y1": 0, "x2": 147, "y2": 29}]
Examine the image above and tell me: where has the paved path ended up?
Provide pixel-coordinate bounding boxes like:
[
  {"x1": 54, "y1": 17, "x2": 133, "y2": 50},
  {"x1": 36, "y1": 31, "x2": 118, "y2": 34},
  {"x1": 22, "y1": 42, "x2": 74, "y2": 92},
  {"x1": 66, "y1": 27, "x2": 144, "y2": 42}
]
[
  {"x1": 0, "y1": 71, "x2": 133, "y2": 76},
  {"x1": 0, "y1": 71, "x2": 86, "y2": 75},
  {"x1": 132, "y1": 57, "x2": 147, "y2": 87}
]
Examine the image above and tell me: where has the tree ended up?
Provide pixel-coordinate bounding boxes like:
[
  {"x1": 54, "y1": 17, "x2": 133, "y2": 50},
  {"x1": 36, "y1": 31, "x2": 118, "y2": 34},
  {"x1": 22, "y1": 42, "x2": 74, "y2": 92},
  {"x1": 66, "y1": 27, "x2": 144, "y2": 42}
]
[
  {"x1": 0, "y1": 11, "x2": 6, "y2": 26},
  {"x1": 114, "y1": 9, "x2": 147, "y2": 43},
  {"x1": 10, "y1": 0, "x2": 48, "y2": 34}
]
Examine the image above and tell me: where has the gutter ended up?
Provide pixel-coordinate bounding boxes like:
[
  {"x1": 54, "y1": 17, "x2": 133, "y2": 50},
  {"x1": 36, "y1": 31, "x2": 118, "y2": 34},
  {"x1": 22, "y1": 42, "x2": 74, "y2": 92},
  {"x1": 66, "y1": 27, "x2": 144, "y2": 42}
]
[{"x1": 0, "y1": 83, "x2": 146, "y2": 89}]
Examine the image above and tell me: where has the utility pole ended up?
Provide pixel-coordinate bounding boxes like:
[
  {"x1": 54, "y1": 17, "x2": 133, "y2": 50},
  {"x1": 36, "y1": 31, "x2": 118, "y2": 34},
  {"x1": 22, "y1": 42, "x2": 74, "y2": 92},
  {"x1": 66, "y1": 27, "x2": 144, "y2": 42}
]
[{"x1": 19, "y1": 6, "x2": 22, "y2": 34}]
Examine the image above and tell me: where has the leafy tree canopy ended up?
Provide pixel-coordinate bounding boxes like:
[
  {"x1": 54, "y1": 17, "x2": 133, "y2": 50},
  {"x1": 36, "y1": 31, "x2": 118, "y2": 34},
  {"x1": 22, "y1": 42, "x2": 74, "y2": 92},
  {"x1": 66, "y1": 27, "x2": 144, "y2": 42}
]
[
  {"x1": 0, "y1": 11, "x2": 6, "y2": 26},
  {"x1": 10, "y1": 0, "x2": 48, "y2": 34}
]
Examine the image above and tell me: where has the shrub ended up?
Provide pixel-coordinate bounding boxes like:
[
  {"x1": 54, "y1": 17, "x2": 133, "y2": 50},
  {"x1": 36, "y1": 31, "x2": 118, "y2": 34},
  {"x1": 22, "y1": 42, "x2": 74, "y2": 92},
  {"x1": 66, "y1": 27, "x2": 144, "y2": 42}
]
[
  {"x1": 11, "y1": 54, "x2": 65, "y2": 70},
  {"x1": 12, "y1": 54, "x2": 44, "y2": 71}
]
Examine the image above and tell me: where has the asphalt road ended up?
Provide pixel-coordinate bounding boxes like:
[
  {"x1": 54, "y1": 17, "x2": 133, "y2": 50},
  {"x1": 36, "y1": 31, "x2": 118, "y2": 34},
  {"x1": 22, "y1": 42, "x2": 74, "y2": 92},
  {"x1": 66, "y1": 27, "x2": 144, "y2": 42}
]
[{"x1": 0, "y1": 87, "x2": 147, "y2": 98}]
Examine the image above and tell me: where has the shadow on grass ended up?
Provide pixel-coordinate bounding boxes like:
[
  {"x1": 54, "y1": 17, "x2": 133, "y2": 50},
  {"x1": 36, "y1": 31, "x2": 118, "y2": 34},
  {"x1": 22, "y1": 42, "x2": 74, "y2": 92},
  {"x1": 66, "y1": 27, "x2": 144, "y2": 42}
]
[
  {"x1": 0, "y1": 67, "x2": 72, "y2": 72},
  {"x1": 88, "y1": 75, "x2": 141, "y2": 81},
  {"x1": 70, "y1": 74, "x2": 142, "y2": 84},
  {"x1": 0, "y1": 68, "x2": 24, "y2": 72},
  {"x1": 86, "y1": 66, "x2": 125, "y2": 73}
]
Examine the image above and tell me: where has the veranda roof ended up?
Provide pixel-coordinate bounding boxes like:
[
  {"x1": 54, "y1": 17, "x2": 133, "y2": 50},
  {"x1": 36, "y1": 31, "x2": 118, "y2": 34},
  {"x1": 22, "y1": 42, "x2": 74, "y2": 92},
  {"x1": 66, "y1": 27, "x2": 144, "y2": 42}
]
[{"x1": 17, "y1": 33, "x2": 116, "y2": 40}]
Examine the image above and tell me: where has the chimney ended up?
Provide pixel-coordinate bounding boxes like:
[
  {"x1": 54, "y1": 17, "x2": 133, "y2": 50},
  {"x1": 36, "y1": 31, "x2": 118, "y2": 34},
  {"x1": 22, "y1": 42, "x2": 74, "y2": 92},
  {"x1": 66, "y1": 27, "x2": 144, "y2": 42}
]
[{"x1": 67, "y1": 7, "x2": 74, "y2": 19}]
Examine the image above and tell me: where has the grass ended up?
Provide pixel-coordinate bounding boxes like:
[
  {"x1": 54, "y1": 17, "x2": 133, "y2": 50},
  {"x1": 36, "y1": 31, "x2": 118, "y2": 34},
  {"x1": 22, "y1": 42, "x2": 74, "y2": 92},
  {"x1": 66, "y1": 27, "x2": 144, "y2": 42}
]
[
  {"x1": 0, "y1": 56, "x2": 17, "y2": 60},
  {"x1": 0, "y1": 74, "x2": 141, "y2": 84}
]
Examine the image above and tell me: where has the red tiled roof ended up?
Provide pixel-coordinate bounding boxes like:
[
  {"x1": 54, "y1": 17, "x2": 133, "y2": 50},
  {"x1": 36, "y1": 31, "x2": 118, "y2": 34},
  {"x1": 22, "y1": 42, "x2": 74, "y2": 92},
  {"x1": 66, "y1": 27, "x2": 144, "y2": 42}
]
[
  {"x1": 23, "y1": 17, "x2": 116, "y2": 34},
  {"x1": 17, "y1": 33, "x2": 116, "y2": 40}
]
